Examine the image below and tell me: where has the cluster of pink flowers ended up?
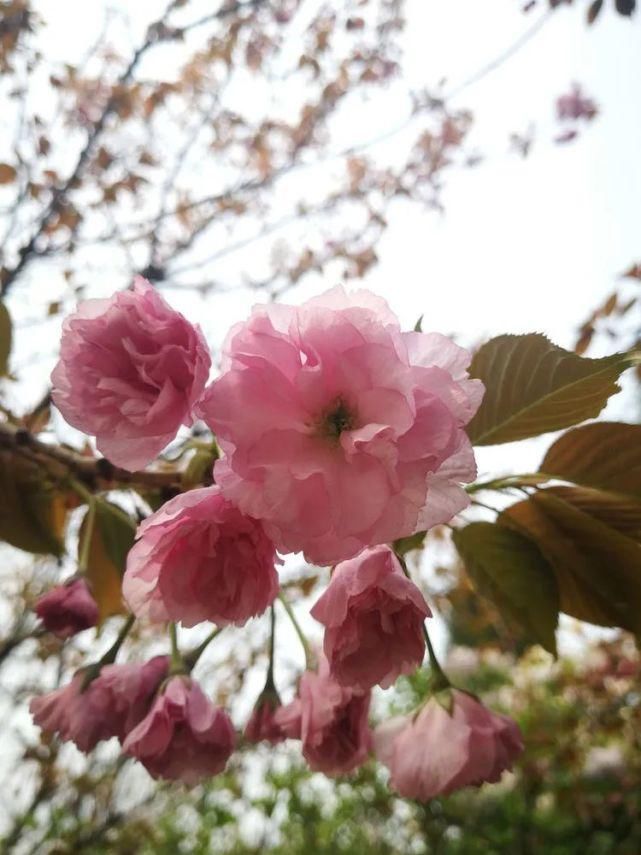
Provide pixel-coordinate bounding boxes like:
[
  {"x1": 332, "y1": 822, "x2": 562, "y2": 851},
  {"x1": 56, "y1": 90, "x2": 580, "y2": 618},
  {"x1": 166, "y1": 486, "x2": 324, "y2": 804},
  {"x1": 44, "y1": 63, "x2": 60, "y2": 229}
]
[{"x1": 29, "y1": 278, "x2": 523, "y2": 797}]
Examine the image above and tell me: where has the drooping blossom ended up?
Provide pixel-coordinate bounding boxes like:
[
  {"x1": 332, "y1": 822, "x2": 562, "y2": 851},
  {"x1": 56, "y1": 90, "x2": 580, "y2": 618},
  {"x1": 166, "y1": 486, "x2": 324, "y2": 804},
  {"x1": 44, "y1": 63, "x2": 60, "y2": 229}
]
[
  {"x1": 30, "y1": 656, "x2": 169, "y2": 752},
  {"x1": 311, "y1": 545, "x2": 430, "y2": 691},
  {"x1": 123, "y1": 486, "x2": 279, "y2": 627},
  {"x1": 198, "y1": 286, "x2": 483, "y2": 564},
  {"x1": 122, "y1": 676, "x2": 235, "y2": 784},
  {"x1": 51, "y1": 277, "x2": 211, "y2": 471},
  {"x1": 34, "y1": 578, "x2": 98, "y2": 639},
  {"x1": 244, "y1": 688, "x2": 285, "y2": 744},
  {"x1": 374, "y1": 689, "x2": 523, "y2": 800},
  {"x1": 275, "y1": 658, "x2": 372, "y2": 776}
]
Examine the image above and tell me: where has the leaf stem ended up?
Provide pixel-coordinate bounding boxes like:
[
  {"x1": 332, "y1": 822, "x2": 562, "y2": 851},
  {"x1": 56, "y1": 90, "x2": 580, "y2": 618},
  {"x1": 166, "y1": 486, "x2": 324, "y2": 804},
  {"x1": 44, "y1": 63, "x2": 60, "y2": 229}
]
[
  {"x1": 422, "y1": 624, "x2": 450, "y2": 691},
  {"x1": 100, "y1": 613, "x2": 135, "y2": 665},
  {"x1": 169, "y1": 622, "x2": 183, "y2": 674},
  {"x1": 466, "y1": 473, "x2": 551, "y2": 494},
  {"x1": 183, "y1": 627, "x2": 222, "y2": 671},
  {"x1": 396, "y1": 552, "x2": 450, "y2": 691},
  {"x1": 266, "y1": 603, "x2": 276, "y2": 686},
  {"x1": 278, "y1": 593, "x2": 312, "y2": 670}
]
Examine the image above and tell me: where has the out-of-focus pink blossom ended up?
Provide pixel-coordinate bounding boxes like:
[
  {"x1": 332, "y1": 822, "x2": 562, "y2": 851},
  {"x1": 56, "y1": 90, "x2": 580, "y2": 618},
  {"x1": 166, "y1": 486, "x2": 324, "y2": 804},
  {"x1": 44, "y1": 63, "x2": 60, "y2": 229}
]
[
  {"x1": 244, "y1": 690, "x2": 285, "y2": 744},
  {"x1": 29, "y1": 656, "x2": 169, "y2": 752},
  {"x1": 122, "y1": 676, "x2": 235, "y2": 784},
  {"x1": 123, "y1": 486, "x2": 279, "y2": 627},
  {"x1": 275, "y1": 658, "x2": 372, "y2": 776},
  {"x1": 556, "y1": 85, "x2": 598, "y2": 121},
  {"x1": 374, "y1": 689, "x2": 523, "y2": 800},
  {"x1": 198, "y1": 286, "x2": 483, "y2": 565},
  {"x1": 51, "y1": 277, "x2": 211, "y2": 471},
  {"x1": 34, "y1": 578, "x2": 98, "y2": 639},
  {"x1": 311, "y1": 545, "x2": 429, "y2": 691}
]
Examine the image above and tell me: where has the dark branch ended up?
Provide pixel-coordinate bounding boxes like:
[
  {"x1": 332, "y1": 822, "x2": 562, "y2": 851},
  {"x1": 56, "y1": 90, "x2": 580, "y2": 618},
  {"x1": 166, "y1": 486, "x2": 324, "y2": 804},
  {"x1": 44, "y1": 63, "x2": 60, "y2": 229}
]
[
  {"x1": 0, "y1": 421, "x2": 187, "y2": 492},
  {"x1": 0, "y1": 0, "x2": 266, "y2": 297}
]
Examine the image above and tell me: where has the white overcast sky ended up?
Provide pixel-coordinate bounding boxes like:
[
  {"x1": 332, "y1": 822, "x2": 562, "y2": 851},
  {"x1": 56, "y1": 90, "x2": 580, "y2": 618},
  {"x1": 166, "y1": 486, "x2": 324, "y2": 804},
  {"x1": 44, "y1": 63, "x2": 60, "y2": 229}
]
[{"x1": 29, "y1": 0, "x2": 641, "y2": 341}]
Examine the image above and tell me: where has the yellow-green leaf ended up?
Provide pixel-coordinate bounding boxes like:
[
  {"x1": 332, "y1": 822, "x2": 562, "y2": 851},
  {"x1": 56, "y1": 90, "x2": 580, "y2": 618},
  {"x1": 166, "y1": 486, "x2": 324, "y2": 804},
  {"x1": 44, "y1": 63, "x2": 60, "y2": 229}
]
[
  {"x1": 452, "y1": 522, "x2": 559, "y2": 654},
  {"x1": 79, "y1": 500, "x2": 136, "y2": 621},
  {"x1": 501, "y1": 491, "x2": 641, "y2": 635},
  {"x1": 542, "y1": 422, "x2": 641, "y2": 499},
  {"x1": 466, "y1": 334, "x2": 630, "y2": 445},
  {"x1": 0, "y1": 452, "x2": 65, "y2": 555},
  {"x1": 0, "y1": 301, "x2": 11, "y2": 377}
]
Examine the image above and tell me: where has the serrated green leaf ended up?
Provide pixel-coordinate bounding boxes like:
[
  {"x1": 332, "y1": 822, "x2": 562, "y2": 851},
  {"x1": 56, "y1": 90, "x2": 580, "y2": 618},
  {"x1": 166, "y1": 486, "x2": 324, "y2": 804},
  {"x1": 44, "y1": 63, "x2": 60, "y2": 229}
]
[
  {"x1": 452, "y1": 522, "x2": 558, "y2": 654},
  {"x1": 501, "y1": 491, "x2": 641, "y2": 635},
  {"x1": 542, "y1": 485, "x2": 641, "y2": 542},
  {"x1": 466, "y1": 334, "x2": 630, "y2": 445},
  {"x1": 542, "y1": 422, "x2": 641, "y2": 499}
]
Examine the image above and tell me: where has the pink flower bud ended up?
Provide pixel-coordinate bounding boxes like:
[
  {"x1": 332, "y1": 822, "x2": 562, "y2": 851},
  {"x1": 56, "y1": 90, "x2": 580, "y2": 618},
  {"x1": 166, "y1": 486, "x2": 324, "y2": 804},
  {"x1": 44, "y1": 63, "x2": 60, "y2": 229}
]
[
  {"x1": 244, "y1": 690, "x2": 285, "y2": 744},
  {"x1": 34, "y1": 578, "x2": 98, "y2": 639},
  {"x1": 275, "y1": 658, "x2": 372, "y2": 776},
  {"x1": 311, "y1": 545, "x2": 430, "y2": 691},
  {"x1": 123, "y1": 486, "x2": 280, "y2": 627},
  {"x1": 122, "y1": 676, "x2": 235, "y2": 784},
  {"x1": 374, "y1": 689, "x2": 523, "y2": 800},
  {"x1": 198, "y1": 286, "x2": 483, "y2": 564},
  {"x1": 29, "y1": 656, "x2": 169, "y2": 752},
  {"x1": 51, "y1": 277, "x2": 211, "y2": 471}
]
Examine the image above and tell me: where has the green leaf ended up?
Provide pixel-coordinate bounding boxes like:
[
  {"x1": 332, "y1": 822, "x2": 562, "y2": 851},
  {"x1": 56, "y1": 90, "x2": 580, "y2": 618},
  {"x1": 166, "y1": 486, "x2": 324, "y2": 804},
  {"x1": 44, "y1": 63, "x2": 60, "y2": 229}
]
[
  {"x1": 452, "y1": 522, "x2": 559, "y2": 654},
  {"x1": 501, "y1": 491, "x2": 641, "y2": 635},
  {"x1": 542, "y1": 485, "x2": 641, "y2": 542},
  {"x1": 0, "y1": 452, "x2": 65, "y2": 555},
  {"x1": 79, "y1": 500, "x2": 136, "y2": 621},
  {"x1": 182, "y1": 446, "x2": 217, "y2": 488},
  {"x1": 0, "y1": 301, "x2": 12, "y2": 377},
  {"x1": 542, "y1": 422, "x2": 641, "y2": 499},
  {"x1": 466, "y1": 334, "x2": 630, "y2": 445},
  {"x1": 393, "y1": 530, "x2": 426, "y2": 557}
]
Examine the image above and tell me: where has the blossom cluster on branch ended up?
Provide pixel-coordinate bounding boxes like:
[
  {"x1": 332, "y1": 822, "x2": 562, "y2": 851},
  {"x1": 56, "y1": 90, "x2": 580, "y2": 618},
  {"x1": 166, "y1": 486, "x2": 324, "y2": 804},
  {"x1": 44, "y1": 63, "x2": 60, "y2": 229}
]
[{"x1": 29, "y1": 278, "x2": 522, "y2": 798}]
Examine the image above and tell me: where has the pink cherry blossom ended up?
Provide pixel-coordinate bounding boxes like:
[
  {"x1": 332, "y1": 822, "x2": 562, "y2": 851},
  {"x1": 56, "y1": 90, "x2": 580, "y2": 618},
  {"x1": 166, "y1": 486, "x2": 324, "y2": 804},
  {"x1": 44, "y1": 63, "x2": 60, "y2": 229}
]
[
  {"x1": 556, "y1": 85, "x2": 598, "y2": 122},
  {"x1": 275, "y1": 658, "x2": 372, "y2": 776},
  {"x1": 122, "y1": 676, "x2": 235, "y2": 784},
  {"x1": 374, "y1": 689, "x2": 523, "y2": 800},
  {"x1": 29, "y1": 656, "x2": 169, "y2": 752},
  {"x1": 198, "y1": 286, "x2": 483, "y2": 564},
  {"x1": 34, "y1": 578, "x2": 98, "y2": 639},
  {"x1": 123, "y1": 486, "x2": 279, "y2": 627},
  {"x1": 51, "y1": 277, "x2": 211, "y2": 471},
  {"x1": 244, "y1": 690, "x2": 285, "y2": 744},
  {"x1": 311, "y1": 545, "x2": 430, "y2": 691}
]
